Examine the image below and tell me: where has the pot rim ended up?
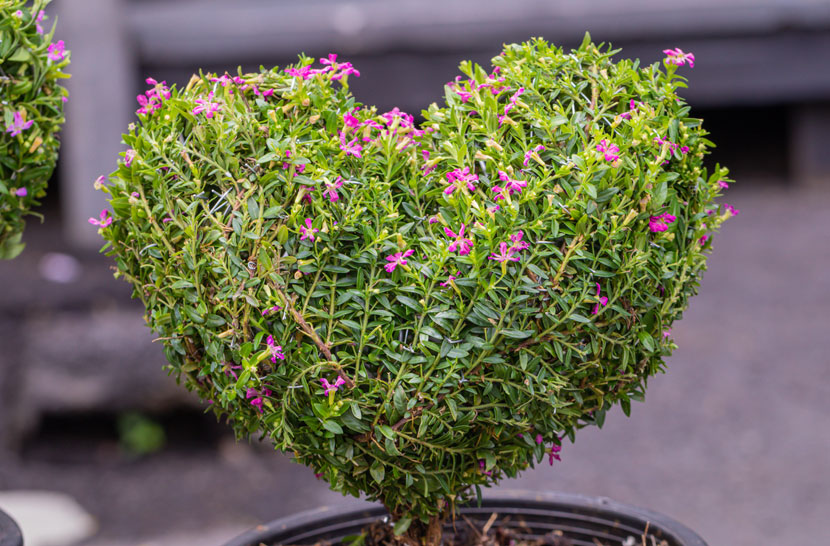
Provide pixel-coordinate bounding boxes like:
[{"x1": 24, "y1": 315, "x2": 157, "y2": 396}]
[
  {"x1": 223, "y1": 490, "x2": 707, "y2": 546},
  {"x1": 0, "y1": 507, "x2": 23, "y2": 546}
]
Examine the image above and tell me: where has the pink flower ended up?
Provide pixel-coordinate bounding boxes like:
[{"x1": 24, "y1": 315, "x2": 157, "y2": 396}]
[
  {"x1": 285, "y1": 65, "x2": 313, "y2": 80},
  {"x1": 266, "y1": 335, "x2": 286, "y2": 363},
  {"x1": 478, "y1": 459, "x2": 493, "y2": 477},
  {"x1": 384, "y1": 249, "x2": 415, "y2": 273},
  {"x1": 193, "y1": 93, "x2": 221, "y2": 118},
  {"x1": 454, "y1": 89, "x2": 473, "y2": 103},
  {"x1": 444, "y1": 224, "x2": 473, "y2": 255},
  {"x1": 509, "y1": 231, "x2": 529, "y2": 253},
  {"x1": 14, "y1": 188, "x2": 27, "y2": 197},
  {"x1": 663, "y1": 48, "x2": 695, "y2": 68},
  {"x1": 648, "y1": 212, "x2": 677, "y2": 233},
  {"x1": 343, "y1": 107, "x2": 362, "y2": 128},
  {"x1": 699, "y1": 234, "x2": 709, "y2": 245},
  {"x1": 439, "y1": 272, "x2": 459, "y2": 287},
  {"x1": 47, "y1": 40, "x2": 66, "y2": 61},
  {"x1": 124, "y1": 149, "x2": 136, "y2": 167},
  {"x1": 324, "y1": 176, "x2": 344, "y2": 202},
  {"x1": 35, "y1": 10, "x2": 45, "y2": 34},
  {"x1": 261, "y1": 305, "x2": 282, "y2": 316},
  {"x1": 299, "y1": 218, "x2": 318, "y2": 241},
  {"x1": 339, "y1": 131, "x2": 362, "y2": 158},
  {"x1": 492, "y1": 170, "x2": 527, "y2": 200},
  {"x1": 535, "y1": 433, "x2": 543, "y2": 445},
  {"x1": 523, "y1": 145, "x2": 545, "y2": 167},
  {"x1": 331, "y1": 61, "x2": 360, "y2": 80},
  {"x1": 246, "y1": 387, "x2": 272, "y2": 413},
  {"x1": 725, "y1": 204, "x2": 740, "y2": 215},
  {"x1": 88, "y1": 209, "x2": 113, "y2": 228},
  {"x1": 320, "y1": 377, "x2": 346, "y2": 396},
  {"x1": 428, "y1": 216, "x2": 438, "y2": 224},
  {"x1": 549, "y1": 443, "x2": 562, "y2": 465},
  {"x1": 5, "y1": 111, "x2": 33, "y2": 137},
  {"x1": 488, "y1": 242, "x2": 520, "y2": 263},
  {"x1": 663, "y1": 329, "x2": 672, "y2": 339},
  {"x1": 592, "y1": 282, "x2": 609, "y2": 315},
  {"x1": 596, "y1": 139, "x2": 620, "y2": 163},
  {"x1": 443, "y1": 167, "x2": 478, "y2": 195},
  {"x1": 718, "y1": 180, "x2": 729, "y2": 189}
]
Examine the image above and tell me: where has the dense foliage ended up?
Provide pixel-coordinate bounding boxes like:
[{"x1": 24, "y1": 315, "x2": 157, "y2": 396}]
[
  {"x1": 97, "y1": 35, "x2": 733, "y2": 536},
  {"x1": 0, "y1": 0, "x2": 69, "y2": 258}
]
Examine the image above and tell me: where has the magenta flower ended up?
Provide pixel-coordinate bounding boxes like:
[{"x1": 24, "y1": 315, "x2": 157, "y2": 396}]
[
  {"x1": 549, "y1": 443, "x2": 562, "y2": 465},
  {"x1": 592, "y1": 282, "x2": 609, "y2": 315},
  {"x1": 663, "y1": 329, "x2": 672, "y2": 339},
  {"x1": 478, "y1": 459, "x2": 493, "y2": 477},
  {"x1": 384, "y1": 249, "x2": 415, "y2": 273},
  {"x1": 343, "y1": 107, "x2": 362, "y2": 128},
  {"x1": 246, "y1": 387, "x2": 272, "y2": 413},
  {"x1": 509, "y1": 231, "x2": 529, "y2": 253},
  {"x1": 648, "y1": 212, "x2": 677, "y2": 233},
  {"x1": 331, "y1": 61, "x2": 360, "y2": 80},
  {"x1": 725, "y1": 203, "x2": 740, "y2": 215},
  {"x1": 523, "y1": 145, "x2": 545, "y2": 167},
  {"x1": 47, "y1": 40, "x2": 66, "y2": 61},
  {"x1": 535, "y1": 433, "x2": 543, "y2": 445},
  {"x1": 124, "y1": 149, "x2": 136, "y2": 167},
  {"x1": 88, "y1": 209, "x2": 113, "y2": 228},
  {"x1": 699, "y1": 235, "x2": 709, "y2": 245},
  {"x1": 596, "y1": 139, "x2": 620, "y2": 163},
  {"x1": 193, "y1": 93, "x2": 221, "y2": 118},
  {"x1": 443, "y1": 167, "x2": 478, "y2": 196},
  {"x1": 299, "y1": 218, "x2": 318, "y2": 242},
  {"x1": 439, "y1": 272, "x2": 459, "y2": 287},
  {"x1": 444, "y1": 224, "x2": 473, "y2": 255},
  {"x1": 718, "y1": 180, "x2": 729, "y2": 189},
  {"x1": 35, "y1": 10, "x2": 45, "y2": 34},
  {"x1": 266, "y1": 335, "x2": 286, "y2": 363},
  {"x1": 488, "y1": 242, "x2": 520, "y2": 263},
  {"x1": 320, "y1": 377, "x2": 346, "y2": 396},
  {"x1": 663, "y1": 48, "x2": 695, "y2": 68},
  {"x1": 14, "y1": 188, "x2": 27, "y2": 197},
  {"x1": 5, "y1": 111, "x2": 34, "y2": 137},
  {"x1": 285, "y1": 65, "x2": 313, "y2": 79},
  {"x1": 454, "y1": 89, "x2": 473, "y2": 103},
  {"x1": 323, "y1": 176, "x2": 344, "y2": 202},
  {"x1": 339, "y1": 131, "x2": 363, "y2": 158},
  {"x1": 261, "y1": 305, "x2": 282, "y2": 316},
  {"x1": 428, "y1": 216, "x2": 439, "y2": 224},
  {"x1": 492, "y1": 170, "x2": 527, "y2": 200}
]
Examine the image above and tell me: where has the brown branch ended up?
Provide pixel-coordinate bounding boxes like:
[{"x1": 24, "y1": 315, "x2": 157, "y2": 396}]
[
  {"x1": 272, "y1": 284, "x2": 355, "y2": 389},
  {"x1": 391, "y1": 393, "x2": 446, "y2": 431}
]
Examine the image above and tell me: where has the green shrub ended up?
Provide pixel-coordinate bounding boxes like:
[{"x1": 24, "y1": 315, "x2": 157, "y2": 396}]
[
  {"x1": 0, "y1": 0, "x2": 69, "y2": 259},
  {"x1": 97, "y1": 36, "x2": 733, "y2": 543}
]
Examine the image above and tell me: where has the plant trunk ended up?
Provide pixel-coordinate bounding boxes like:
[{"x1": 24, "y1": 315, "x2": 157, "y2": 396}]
[{"x1": 397, "y1": 514, "x2": 444, "y2": 546}]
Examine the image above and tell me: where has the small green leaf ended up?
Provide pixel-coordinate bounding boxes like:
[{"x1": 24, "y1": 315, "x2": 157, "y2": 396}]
[
  {"x1": 393, "y1": 517, "x2": 412, "y2": 536},
  {"x1": 322, "y1": 420, "x2": 343, "y2": 434}
]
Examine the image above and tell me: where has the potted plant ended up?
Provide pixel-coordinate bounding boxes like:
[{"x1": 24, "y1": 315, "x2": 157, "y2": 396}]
[
  {"x1": 0, "y1": 0, "x2": 69, "y2": 259},
  {"x1": 94, "y1": 34, "x2": 734, "y2": 545}
]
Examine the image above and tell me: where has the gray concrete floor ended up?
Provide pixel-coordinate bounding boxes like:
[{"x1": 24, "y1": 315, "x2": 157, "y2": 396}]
[{"x1": 1, "y1": 183, "x2": 828, "y2": 546}]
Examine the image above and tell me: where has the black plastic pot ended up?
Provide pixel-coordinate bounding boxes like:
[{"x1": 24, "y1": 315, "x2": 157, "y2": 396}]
[
  {"x1": 223, "y1": 491, "x2": 706, "y2": 546},
  {"x1": 0, "y1": 508, "x2": 22, "y2": 546}
]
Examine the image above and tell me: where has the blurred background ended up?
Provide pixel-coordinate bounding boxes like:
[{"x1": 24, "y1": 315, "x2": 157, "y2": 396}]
[{"x1": 1, "y1": 0, "x2": 829, "y2": 544}]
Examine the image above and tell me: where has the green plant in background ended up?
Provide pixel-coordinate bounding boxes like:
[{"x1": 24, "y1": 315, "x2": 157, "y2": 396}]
[
  {"x1": 95, "y1": 35, "x2": 734, "y2": 544},
  {"x1": 0, "y1": 0, "x2": 69, "y2": 259},
  {"x1": 118, "y1": 412, "x2": 166, "y2": 456}
]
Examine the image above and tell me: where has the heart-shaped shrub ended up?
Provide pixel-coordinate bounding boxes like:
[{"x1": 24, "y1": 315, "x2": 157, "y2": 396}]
[
  {"x1": 0, "y1": 0, "x2": 69, "y2": 259},
  {"x1": 96, "y1": 35, "x2": 733, "y2": 543}
]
